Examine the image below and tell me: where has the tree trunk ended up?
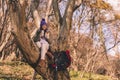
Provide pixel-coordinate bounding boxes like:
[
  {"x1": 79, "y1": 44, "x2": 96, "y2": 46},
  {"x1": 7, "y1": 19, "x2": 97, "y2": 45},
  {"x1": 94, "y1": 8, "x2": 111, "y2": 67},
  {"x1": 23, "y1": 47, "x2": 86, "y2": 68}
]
[
  {"x1": 9, "y1": 1, "x2": 49, "y2": 79},
  {"x1": 9, "y1": 0, "x2": 71, "y2": 80},
  {"x1": 8, "y1": 0, "x2": 82, "y2": 79},
  {"x1": 53, "y1": 0, "x2": 81, "y2": 51}
]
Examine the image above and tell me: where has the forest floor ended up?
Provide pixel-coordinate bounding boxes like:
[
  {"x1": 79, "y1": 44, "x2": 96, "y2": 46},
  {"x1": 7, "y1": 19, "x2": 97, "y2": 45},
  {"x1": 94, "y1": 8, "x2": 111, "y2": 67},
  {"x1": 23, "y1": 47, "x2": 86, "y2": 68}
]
[{"x1": 0, "y1": 61, "x2": 115, "y2": 80}]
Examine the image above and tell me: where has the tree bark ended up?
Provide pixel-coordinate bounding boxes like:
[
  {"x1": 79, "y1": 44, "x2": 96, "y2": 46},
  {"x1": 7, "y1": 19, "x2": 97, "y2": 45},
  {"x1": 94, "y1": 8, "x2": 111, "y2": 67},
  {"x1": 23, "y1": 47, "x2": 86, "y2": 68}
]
[
  {"x1": 9, "y1": 0, "x2": 75, "y2": 79},
  {"x1": 30, "y1": 0, "x2": 40, "y2": 38},
  {"x1": 53, "y1": 0, "x2": 75, "y2": 50},
  {"x1": 0, "y1": 25, "x2": 11, "y2": 52},
  {"x1": 45, "y1": 0, "x2": 52, "y2": 23},
  {"x1": 9, "y1": 1, "x2": 49, "y2": 79}
]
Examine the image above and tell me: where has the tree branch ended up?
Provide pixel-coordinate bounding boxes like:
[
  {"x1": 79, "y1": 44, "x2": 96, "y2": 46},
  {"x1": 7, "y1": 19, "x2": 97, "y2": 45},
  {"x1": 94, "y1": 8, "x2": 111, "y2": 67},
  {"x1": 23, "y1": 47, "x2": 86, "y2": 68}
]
[
  {"x1": 45, "y1": 0, "x2": 52, "y2": 22},
  {"x1": 30, "y1": 0, "x2": 40, "y2": 29},
  {"x1": 0, "y1": 9, "x2": 8, "y2": 41},
  {"x1": 4, "y1": 38, "x2": 15, "y2": 49},
  {"x1": 9, "y1": 0, "x2": 39, "y2": 66},
  {"x1": 64, "y1": 0, "x2": 75, "y2": 30},
  {"x1": 52, "y1": 0, "x2": 62, "y2": 25},
  {"x1": 107, "y1": 41, "x2": 120, "y2": 51},
  {"x1": 73, "y1": 0, "x2": 82, "y2": 11},
  {"x1": 30, "y1": 0, "x2": 40, "y2": 38},
  {"x1": 0, "y1": 26, "x2": 11, "y2": 52}
]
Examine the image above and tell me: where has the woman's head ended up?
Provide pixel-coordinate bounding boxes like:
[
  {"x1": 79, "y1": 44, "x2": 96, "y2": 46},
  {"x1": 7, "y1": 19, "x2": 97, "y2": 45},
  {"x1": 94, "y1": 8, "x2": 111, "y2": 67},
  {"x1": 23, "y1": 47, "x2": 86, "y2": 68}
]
[{"x1": 40, "y1": 18, "x2": 47, "y2": 30}]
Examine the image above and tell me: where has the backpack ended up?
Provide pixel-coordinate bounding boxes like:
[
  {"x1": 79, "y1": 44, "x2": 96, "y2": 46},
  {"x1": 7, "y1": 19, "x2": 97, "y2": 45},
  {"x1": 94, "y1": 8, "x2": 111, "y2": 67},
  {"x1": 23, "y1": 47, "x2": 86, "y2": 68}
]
[{"x1": 51, "y1": 50, "x2": 71, "y2": 71}]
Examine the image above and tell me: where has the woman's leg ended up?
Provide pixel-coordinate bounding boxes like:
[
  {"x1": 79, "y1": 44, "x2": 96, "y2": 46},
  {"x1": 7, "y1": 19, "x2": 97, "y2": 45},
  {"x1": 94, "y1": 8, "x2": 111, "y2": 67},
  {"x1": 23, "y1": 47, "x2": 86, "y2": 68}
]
[
  {"x1": 36, "y1": 41, "x2": 41, "y2": 48},
  {"x1": 40, "y1": 40, "x2": 49, "y2": 60}
]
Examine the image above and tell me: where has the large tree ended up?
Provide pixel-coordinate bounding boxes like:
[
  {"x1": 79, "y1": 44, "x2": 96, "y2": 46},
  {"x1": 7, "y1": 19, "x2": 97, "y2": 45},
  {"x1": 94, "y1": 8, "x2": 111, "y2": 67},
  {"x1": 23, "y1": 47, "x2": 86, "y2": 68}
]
[{"x1": 8, "y1": 0, "x2": 81, "y2": 80}]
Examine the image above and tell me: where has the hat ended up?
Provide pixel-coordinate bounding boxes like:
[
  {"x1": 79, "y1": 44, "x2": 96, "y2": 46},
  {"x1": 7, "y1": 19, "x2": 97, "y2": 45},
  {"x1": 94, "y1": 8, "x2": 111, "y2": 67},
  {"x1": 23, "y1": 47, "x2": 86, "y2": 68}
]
[{"x1": 40, "y1": 18, "x2": 47, "y2": 27}]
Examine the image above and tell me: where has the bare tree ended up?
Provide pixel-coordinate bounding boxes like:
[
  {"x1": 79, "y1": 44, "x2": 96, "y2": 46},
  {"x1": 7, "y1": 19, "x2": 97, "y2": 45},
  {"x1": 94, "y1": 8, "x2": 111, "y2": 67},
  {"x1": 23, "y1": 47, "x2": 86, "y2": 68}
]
[{"x1": 7, "y1": 0, "x2": 81, "y2": 80}]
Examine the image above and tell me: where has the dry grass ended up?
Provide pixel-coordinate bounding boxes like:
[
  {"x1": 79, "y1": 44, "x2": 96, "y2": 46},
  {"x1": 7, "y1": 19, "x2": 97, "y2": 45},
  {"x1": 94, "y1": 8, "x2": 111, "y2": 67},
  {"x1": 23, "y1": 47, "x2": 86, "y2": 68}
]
[
  {"x1": 0, "y1": 61, "x2": 113, "y2": 80},
  {"x1": 0, "y1": 61, "x2": 36, "y2": 80}
]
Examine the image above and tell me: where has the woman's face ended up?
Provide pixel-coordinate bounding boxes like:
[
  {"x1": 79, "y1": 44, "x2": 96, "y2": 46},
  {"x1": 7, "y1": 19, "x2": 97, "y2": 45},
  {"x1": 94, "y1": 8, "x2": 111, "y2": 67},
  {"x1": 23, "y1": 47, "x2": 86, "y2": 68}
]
[{"x1": 42, "y1": 25, "x2": 47, "y2": 30}]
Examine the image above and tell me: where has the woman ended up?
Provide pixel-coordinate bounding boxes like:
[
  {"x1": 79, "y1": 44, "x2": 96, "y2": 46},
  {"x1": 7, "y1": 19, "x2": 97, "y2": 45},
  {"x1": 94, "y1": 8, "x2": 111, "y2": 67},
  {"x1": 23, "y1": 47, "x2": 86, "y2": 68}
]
[
  {"x1": 36, "y1": 18, "x2": 50, "y2": 67},
  {"x1": 33, "y1": 18, "x2": 54, "y2": 80}
]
